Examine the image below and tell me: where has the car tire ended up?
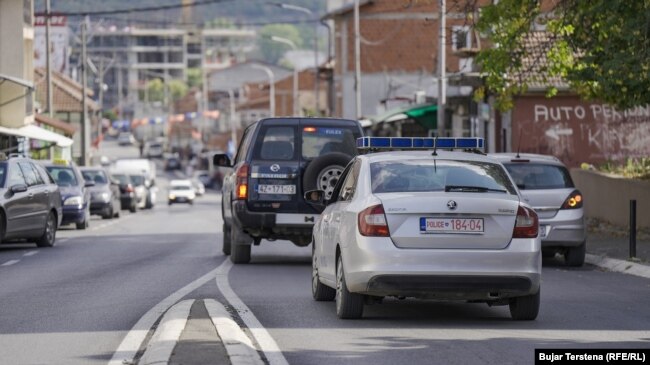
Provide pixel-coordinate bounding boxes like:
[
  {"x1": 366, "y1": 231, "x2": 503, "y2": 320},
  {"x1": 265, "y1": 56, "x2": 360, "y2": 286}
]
[
  {"x1": 222, "y1": 223, "x2": 232, "y2": 256},
  {"x1": 76, "y1": 209, "x2": 89, "y2": 230},
  {"x1": 312, "y1": 242, "x2": 335, "y2": 301},
  {"x1": 336, "y1": 255, "x2": 364, "y2": 319},
  {"x1": 565, "y1": 241, "x2": 586, "y2": 267},
  {"x1": 230, "y1": 225, "x2": 252, "y2": 264},
  {"x1": 303, "y1": 152, "x2": 353, "y2": 201},
  {"x1": 130, "y1": 203, "x2": 137, "y2": 213},
  {"x1": 36, "y1": 212, "x2": 57, "y2": 248},
  {"x1": 509, "y1": 288, "x2": 540, "y2": 321},
  {"x1": 102, "y1": 205, "x2": 113, "y2": 220},
  {"x1": 145, "y1": 194, "x2": 153, "y2": 209}
]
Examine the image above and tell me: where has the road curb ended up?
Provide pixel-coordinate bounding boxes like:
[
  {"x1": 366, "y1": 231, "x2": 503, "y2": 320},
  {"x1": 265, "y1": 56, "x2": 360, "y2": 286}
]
[
  {"x1": 204, "y1": 299, "x2": 264, "y2": 365},
  {"x1": 586, "y1": 253, "x2": 650, "y2": 279},
  {"x1": 139, "y1": 299, "x2": 194, "y2": 365}
]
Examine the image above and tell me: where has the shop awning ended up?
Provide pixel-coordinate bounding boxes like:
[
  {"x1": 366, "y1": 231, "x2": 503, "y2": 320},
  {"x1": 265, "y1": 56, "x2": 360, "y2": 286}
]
[
  {"x1": 0, "y1": 124, "x2": 73, "y2": 147},
  {"x1": 371, "y1": 104, "x2": 438, "y2": 130}
]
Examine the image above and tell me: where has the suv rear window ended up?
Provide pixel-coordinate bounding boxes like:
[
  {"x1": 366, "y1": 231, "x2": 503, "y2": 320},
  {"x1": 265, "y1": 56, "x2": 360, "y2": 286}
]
[
  {"x1": 503, "y1": 163, "x2": 574, "y2": 190},
  {"x1": 253, "y1": 125, "x2": 361, "y2": 161}
]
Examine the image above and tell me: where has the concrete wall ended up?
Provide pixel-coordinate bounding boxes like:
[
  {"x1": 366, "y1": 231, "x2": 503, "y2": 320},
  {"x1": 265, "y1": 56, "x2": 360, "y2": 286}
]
[{"x1": 571, "y1": 168, "x2": 650, "y2": 229}]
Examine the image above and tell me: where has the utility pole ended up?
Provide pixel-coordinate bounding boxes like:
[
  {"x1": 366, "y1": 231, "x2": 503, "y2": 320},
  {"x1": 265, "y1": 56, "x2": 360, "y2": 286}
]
[
  {"x1": 251, "y1": 64, "x2": 275, "y2": 117},
  {"x1": 228, "y1": 89, "x2": 237, "y2": 151},
  {"x1": 354, "y1": 0, "x2": 362, "y2": 119},
  {"x1": 201, "y1": 34, "x2": 210, "y2": 143},
  {"x1": 45, "y1": 0, "x2": 53, "y2": 117},
  {"x1": 81, "y1": 21, "x2": 90, "y2": 166},
  {"x1": 436, "y1": 0, "x2": 446, "y2": 137}
]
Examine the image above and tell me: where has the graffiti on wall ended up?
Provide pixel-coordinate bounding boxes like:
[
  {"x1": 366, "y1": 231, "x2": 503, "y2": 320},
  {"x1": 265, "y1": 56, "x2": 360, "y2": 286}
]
[{"x1": 513, "y1": 97, "x2": 650, "y2": 167}]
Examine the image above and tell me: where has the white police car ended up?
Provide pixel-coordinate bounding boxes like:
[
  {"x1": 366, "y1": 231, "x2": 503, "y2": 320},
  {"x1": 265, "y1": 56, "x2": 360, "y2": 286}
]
[{"x1": 306, "y1": 137, "x2": 542, "y2": 320}]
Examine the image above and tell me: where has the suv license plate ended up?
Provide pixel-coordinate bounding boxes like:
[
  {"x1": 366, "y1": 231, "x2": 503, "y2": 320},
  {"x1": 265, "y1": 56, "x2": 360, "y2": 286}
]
[
  {"x1": 258, "y1": 184, "x2": 296, "y2": 195},
  {"x1": 420, "y1": 218, "x2": 484, "y2": 234}
]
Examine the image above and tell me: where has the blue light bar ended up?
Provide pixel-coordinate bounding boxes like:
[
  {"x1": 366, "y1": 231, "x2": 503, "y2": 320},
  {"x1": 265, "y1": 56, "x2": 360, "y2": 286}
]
[{"x1": 356, "y1": 137, "x2": 484, "y2": 151}]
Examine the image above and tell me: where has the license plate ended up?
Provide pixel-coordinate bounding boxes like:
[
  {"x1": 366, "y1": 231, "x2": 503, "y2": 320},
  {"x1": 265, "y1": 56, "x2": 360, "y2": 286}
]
[
  {"x1": 258, "y1": 184, "x2": 296, "y2": 195},
  {"x1": 420, "y1": 218, "x2": 484, "y2": 234},
  {"x1": 539, "y1": 225, "x2": 548, "y2": 238}
]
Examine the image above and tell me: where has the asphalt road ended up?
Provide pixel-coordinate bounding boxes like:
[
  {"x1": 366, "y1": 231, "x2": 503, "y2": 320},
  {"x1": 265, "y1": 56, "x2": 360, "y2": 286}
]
[{"x1": 0, "y1": 141, "x2": 648, "y2": 365}]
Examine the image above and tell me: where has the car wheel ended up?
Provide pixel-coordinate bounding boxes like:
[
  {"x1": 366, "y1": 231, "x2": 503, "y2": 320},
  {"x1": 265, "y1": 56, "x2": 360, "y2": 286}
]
[
  {"x1": 222, "y1": 223, "x2": 232, "y2": 256},
  {"x1": 76, "y1": 209, "x2": 89, "y2": 230},
  {"x1": 102, "y1": 205, "x2": 113, "y2": 220},
  {"x1": 230, "y1": 226, "x2": 251, "y2": 264},
  {"x1": 565, "y1": 241, "x2": 586, "y2": 267},
  {"x1": 303, "y1": 153, "x2": 353, "y2": 201},
  {"x1": 130, "y1": 203, "x2": 137, "y2": 213},
  {"x1": 509, "y1": 288, "x2": 540, "y2": 321},
  {"x1": 336, "y1": 255, "x2": 364, "y2": 319},
  {"x1": 312, "y1": 242, "x2": 335, "y2": 301},
  {"x1": 36, "y1": 212, "x2": 57, "y2": 248}
]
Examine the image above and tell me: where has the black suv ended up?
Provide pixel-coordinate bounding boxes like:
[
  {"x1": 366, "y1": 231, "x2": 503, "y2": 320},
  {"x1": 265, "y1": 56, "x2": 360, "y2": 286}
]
[{"x1": 214, "y1": 118, "x2": 363, "y2": 264}]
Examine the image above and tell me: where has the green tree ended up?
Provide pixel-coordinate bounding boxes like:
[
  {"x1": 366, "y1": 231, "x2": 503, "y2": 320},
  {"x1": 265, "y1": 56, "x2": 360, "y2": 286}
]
[
  {"x1": 169, "y1": 80, "x2": 189, "y2": 101},
  {"x1": 187, "y1": 68, "x2": 203, "y2": 89},
  {"x1": 145, "y1": 79, "x2": 188, "y2": 102},
  {"x1": 258, "y1": 24, "x2": 303, "y2": 65},
  {"x1": 146, "y1": 79, "x2": 165, "y2": 102},
  {"x1": 475, "y1": 0, "x2": 650, "y2": 111}
]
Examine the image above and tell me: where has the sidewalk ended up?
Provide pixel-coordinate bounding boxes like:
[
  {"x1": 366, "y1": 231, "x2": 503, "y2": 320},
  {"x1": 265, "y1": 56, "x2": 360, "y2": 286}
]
[{"x1": 586, "y1": 217, "x2": 650, "y2": 263}]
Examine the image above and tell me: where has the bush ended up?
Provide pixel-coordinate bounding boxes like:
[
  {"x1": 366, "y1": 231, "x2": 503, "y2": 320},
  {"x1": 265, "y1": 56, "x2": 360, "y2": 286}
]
[{"x1": 597, "y1": 158, "x2": 650, "y2": 180}]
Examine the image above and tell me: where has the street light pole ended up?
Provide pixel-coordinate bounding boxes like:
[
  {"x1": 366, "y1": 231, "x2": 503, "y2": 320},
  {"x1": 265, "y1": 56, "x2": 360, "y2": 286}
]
[
  {"x1": 45, "y1": 0, "x2": 53, "y2": 117},
  {"x1": 354, "y1": 0, "x2": 362, "y2": 119},
  {"x1": 270, "y1": 36, "x2": 299, "y2": 116},
  {"x1": 436, "y1": 0, "x2": 447, "y2": 137},
  {"x1": 81, "y1": 21, "x2": 89, "y2": 166},
  {"x1": 251, "y1": 64, "x2": 276, "y2": 117},
  {"x1": 271, "y1": 3, "x2": 319, "y2": 115},
  {"x1": 227, "y1": 89, "x2": 237, "y2": 151}
]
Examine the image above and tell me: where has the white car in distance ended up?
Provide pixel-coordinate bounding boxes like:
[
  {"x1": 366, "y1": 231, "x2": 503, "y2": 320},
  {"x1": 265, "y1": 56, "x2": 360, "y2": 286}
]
[
  {"x1": 306, "y1": 137, "x2": 542, "y2": 320},
  {"x1": 168, "y1": 179, "x2": 196, "y2": 205}
]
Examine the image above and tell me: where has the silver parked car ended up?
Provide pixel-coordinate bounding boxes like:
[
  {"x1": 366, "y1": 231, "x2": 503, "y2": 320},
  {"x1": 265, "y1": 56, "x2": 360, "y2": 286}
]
[
  {"x1": 307, "y1": 137, "x2": 542, "y2": 320},
  {"x1": 491, "y1": 153, "x2": 586, "y2": 266}
]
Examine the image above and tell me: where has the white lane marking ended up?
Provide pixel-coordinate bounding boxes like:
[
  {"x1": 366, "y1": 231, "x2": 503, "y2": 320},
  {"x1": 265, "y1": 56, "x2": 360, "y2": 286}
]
[
  {"x1": 138, "y1": 299, "x2": 194, "y2": 365},
  {"x1": 204, "y1": 299, "x2": 264, "y2": 365},
  {"x1": 216, "y1": 259, "x2": 289, "y2": 365},
  {"x1": 1, "y1": 260, "x2": 20, "y2": 267},
  {"x1": 23, "y1": 251, "x2": 39, "y2": 257},
  {"x1": 108, "y1": 267, "x2": 220, "y2": 365}
]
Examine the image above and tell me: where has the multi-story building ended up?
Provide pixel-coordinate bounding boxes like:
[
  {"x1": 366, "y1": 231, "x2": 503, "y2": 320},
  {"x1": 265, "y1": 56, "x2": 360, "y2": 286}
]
[{"x1": 85, "y1": 25, "x2": 255, "y2": 119}]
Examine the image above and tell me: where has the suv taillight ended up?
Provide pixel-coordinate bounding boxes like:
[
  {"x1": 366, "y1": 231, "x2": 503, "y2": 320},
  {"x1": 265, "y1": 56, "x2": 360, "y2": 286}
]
[
  {"x1": 513, "y1": 205, "x2": 539, "y2": 238},
  {"x1": 561, "y1": 190, "x2": 583, "y2": 209},
  {"x1": 358, "y1": 204, "x2": 390, "y2": 237},
  {"x1": 125, "y1": 184, "x2": 135, "y2": 193},
  {"x1": 235, "y1": 163, "x2": 249, "y2": 200}
]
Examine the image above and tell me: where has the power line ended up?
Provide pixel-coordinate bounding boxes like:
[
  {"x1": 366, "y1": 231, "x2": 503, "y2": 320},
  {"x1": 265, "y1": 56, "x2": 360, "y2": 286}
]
[
  {"x1": 59, "y1": 0, "x2": 236, "y2": 17},
  {"x1": 89, "y1": 15, "x2": 321, "y2": 27}
]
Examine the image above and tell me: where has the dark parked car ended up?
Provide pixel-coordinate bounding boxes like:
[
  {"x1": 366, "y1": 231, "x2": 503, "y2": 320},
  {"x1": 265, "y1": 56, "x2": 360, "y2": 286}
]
[
  {"x1": 81, "y1": 167, "x2": 121, "y2": 219},
  {"x1": 110, "y1": 173, "x2": 138, "y2": 213},
  {"x1": 215, "y1": 117, "x2": 363, "y2": 264},
  {"x1": 0, "y1": 155, "x2": 62, "y2": 247},
  {"x1": 164, "y1": 153, "x2": 181, "y2": 171},
  {"x1": 42, "y1": 161, "x2": 93, "y2": 230}
]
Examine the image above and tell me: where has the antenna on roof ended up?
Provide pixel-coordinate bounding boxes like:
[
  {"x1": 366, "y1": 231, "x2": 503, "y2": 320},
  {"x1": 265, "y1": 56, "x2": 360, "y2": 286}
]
[
  {"x1": 432, "y1": 135, "x2": 438, "y2": 156},
  {"x1": 515, "y1": 128, "x2": 522, "y2": 158}
]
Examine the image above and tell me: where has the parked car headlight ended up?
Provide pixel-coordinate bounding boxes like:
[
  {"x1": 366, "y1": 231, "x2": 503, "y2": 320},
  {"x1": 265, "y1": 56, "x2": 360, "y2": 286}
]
[
  {"x1": 101, "y1": 192, "x2": 111, "y2": 202},
  {"x1": 64, "y1": 196, "x2": 83, "y2": 206}
]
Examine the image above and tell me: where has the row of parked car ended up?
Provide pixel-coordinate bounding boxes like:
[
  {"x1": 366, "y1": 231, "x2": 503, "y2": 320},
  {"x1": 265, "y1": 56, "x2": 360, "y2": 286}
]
[{"x1": 0, "y1": 155, "x2": 162, "y2": 248}]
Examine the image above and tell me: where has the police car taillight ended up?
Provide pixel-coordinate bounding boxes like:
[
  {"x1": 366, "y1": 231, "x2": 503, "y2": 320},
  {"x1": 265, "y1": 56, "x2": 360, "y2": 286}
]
[
  {"x1": 236, "y1": 163, "x2": 249, "y2": 200},
  {"x1": 513, "y1": 205, "x2": 539, "y2": 238},
  {"x1": 358, "y1": 204, "x2": 390, "y2": 237},
  {"x1": 561, "y1": 190, "x2": 583, "y2": 209}
]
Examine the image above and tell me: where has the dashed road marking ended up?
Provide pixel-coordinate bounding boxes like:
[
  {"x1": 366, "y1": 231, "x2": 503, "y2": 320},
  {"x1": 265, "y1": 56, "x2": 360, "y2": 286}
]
[
  {"x1": 23, "y1": 251, "x2": 39, "y2": 257},
  {"x1": 216, "y1": 259, "x2": 289, "y2": 365},
  {"x1": 1, "y1": 260, "x2": 20, "y2": 267}
]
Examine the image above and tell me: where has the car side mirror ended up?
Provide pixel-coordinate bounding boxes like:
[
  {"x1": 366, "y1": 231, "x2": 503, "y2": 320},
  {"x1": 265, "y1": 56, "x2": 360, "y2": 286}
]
[
  {"x1": 84, "y1": 180, "x2": 95, "y2": 188},
  {"x1": 213, "y1": 153, "x2": 232, "y2": 168},
  {"x1": 10, "y1": 184, "x2": 28, "y2": 194},
  {"x1": 304, "y1": 189, "x2": 326, "y2": 206}
]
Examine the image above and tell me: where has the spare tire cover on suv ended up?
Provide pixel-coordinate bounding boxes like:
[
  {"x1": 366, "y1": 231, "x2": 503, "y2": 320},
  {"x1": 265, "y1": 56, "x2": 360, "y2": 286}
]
[{"x1": 303, "y1": 152, "x2": 353, "y2": 200}]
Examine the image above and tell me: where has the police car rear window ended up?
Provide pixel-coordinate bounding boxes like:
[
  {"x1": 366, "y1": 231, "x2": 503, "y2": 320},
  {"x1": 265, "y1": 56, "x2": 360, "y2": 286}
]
[
  {"x1": 257, "y1": 126, "x2": 295, "y2": 161},
  {"x1": 504, "y1": 163, "x2": 574, "y2": 190},
  {"x1": 371, "y1": 160, "x2": 517, "y2": 194}
]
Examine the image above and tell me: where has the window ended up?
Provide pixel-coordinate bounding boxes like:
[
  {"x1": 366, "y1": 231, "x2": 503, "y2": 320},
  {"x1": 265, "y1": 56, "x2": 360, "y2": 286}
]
[
  {"x1": 370, "y1": 160, "x2": 516, "y2": 194},
  {"x1": 0, "y1": 163, "x2": 7, "y2": 188},
  {"x1": 256, "y1": 126, "x2": 295, "y2": 161},
  {"x1": 46, "y1": 167, "x2": 79, "y2": 187},
  {"x1": 302, "y1": 127, "x2": 360, "y2": 159},
  {"x1": 452, "y1": 26, "x2": 471, "y2": 51},
  {"x1": 235, "y1": 125, "x2": 255, "y2": 164},
  {"x1": 338, "y1": 160, "x2": 361, "y2": 201},
  {"x1": 7, "y1": 164, "x2": 27, "y2": 187},
  {"x1": 82, "y1": 170, "x2": 108, "y2": 185},
  {"x1": 19, "y1": 162, "x2": 43, "y2": 186},
  {"x1": 504, "y1": 163, "x2": 574, "y2": 190}
]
